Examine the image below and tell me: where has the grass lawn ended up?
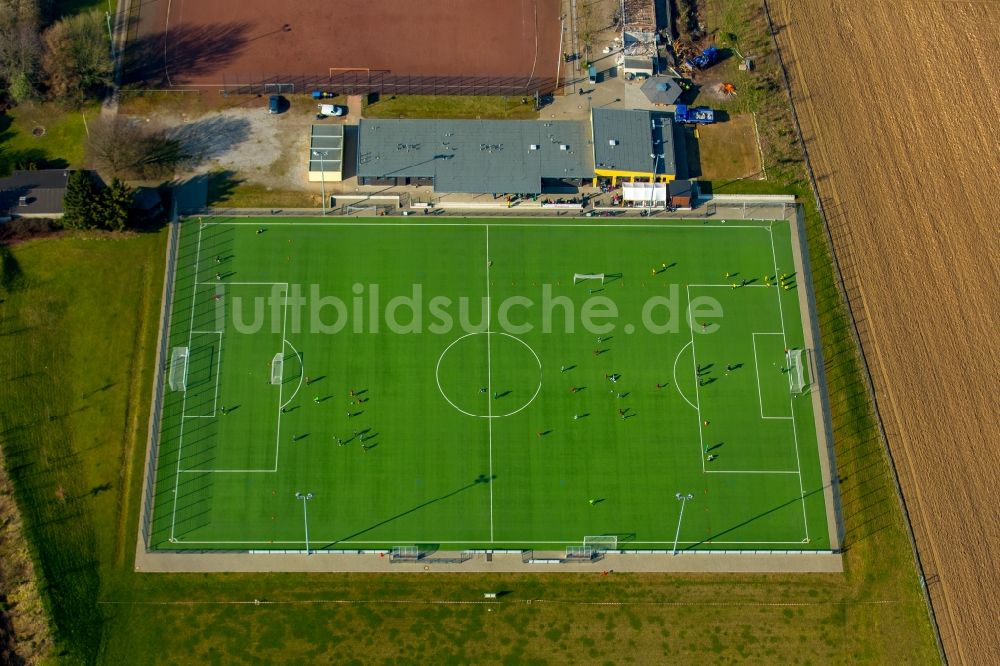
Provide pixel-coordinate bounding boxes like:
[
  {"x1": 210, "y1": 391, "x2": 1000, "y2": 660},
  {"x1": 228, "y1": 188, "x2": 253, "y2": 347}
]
[
  {"x1": 205, "y1": 171, "x2": 320, "y2": 209},
  {"x1": 152, "y1": 217, "x2": 831, "y2": 552},
  {"x1": 0, "y1": 204, "x2": 939, "y2": 663},
  {"x1": 689, "y1": 114, "x2": 764, "y2": 181},
  {"x1": 363, "y1": 95, "x2": 539, "y2": 120},
  {"x1": 0, "y1": 101, "x2": 100, "y2": 175}
]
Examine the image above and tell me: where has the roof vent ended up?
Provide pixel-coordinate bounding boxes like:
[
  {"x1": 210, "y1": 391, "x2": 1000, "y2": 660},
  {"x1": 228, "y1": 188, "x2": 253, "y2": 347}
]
[
  {"x1": 609, "y1": 139, "x2": 618, "y2": 146},
  {"x1": 559, "y1": 144, "x2": 569, "y2": 150},
  {"x1": 529, "y1": 144, "x2": 540, "y2": 150}
]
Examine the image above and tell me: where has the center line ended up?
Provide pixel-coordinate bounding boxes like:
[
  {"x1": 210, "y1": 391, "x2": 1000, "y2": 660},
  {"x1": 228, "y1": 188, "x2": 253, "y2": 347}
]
[{"x1": 485, "y1": 226, "x2": 494, "y2": 542}]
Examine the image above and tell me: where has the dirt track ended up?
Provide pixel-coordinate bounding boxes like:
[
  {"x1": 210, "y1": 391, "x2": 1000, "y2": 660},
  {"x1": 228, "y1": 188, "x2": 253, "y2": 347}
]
[
  {"x1": 134, "y1": 0, "x2": 560, "y2": 91},
  {"x1": 771, "y1": 1, "x2": 1000, "y2": 663}
]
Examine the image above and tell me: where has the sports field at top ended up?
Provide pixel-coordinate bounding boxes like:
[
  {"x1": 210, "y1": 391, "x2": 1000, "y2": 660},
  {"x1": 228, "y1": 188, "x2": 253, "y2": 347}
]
[{"x1": 147, "y1": 216, "x2": 835, "y2": 552}]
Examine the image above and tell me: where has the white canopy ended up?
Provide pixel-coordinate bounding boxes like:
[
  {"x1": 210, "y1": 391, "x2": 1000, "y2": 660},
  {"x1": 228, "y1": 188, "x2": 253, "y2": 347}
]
[{"x1": 622, "y1": 182, "x2": 668, "y2": 203}]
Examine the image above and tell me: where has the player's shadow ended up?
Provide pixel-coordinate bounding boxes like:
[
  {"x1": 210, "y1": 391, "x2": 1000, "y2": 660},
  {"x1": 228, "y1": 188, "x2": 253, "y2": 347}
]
[{"x1": 321, "y1": 474, "x2": 497, "y2": 547}]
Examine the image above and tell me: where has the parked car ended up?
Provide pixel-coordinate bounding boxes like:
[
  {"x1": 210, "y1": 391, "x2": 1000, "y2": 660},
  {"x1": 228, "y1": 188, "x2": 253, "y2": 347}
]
[
  {"x1": 318, "y1": 104, "x2": 347, "y2": 117},
  {"x1": 268, "y1": 95, "x2": 286, "y2": 114}
]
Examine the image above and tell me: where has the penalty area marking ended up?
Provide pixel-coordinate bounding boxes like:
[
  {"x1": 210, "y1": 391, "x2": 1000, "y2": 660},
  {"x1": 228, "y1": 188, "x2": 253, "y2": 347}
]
[{"x1": 672, "y1": 341, "x2": 698, "y2": 410}]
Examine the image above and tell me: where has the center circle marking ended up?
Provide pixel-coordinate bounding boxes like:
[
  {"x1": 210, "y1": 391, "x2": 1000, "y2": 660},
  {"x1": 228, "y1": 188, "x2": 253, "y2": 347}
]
[{"x1": 435, "y1": 332, "x2": 543, "y2": 418}]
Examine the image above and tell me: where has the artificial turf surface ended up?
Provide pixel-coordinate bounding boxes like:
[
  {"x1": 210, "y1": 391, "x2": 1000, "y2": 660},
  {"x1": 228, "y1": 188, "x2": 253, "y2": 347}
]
[{"x1": 149, "y1": 217, "x2": 833, "y2": 551}]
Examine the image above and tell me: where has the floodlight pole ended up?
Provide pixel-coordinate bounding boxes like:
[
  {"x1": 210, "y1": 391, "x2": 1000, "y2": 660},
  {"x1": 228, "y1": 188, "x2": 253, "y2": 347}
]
[
  {"x1": 312, "y1": 150, "x2": 329, "y2": 215},
  {"x1": 672, "y1": 492, "x2": 694, "y2": 555},
  {"x1": 648, "y1": 153, "x2": 662, "y2": 217},
  {"x1": 295, "y1": 492, "x2": 314, "y2": 554}
]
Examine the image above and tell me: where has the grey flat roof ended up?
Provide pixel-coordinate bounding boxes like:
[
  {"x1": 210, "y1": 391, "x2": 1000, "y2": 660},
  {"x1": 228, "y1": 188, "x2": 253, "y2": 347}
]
[
  {"x1": 357, "y1": 119, "x2": 593, "y2": 193},
  {"x1": 309, "y1": 124, "x2": 344, "y2": 172},
  {"x1": 640, "y1": 76, "x2": 682, "y2": 105},
  {"x1": 591, "y1": 108, "x2": 676, "y2": 176},
  {"x1": 0, "y1": 169, "x2": 69, "y2": 215}
]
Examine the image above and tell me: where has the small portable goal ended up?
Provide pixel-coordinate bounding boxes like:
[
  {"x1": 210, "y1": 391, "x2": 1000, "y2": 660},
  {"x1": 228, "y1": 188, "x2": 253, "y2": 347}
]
[{"x1": 270, "y1": 353, "x2": 284, "y2": 385}]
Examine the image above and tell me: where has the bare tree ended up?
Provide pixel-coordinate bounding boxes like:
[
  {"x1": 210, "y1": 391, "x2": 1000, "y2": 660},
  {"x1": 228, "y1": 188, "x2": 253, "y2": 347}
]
[
  {"x1": 86, "y1": 116, "x2": 187, "y2": 180},
  {"x1": 0, "y1": 0, "x2": 44, "y2": 102}
]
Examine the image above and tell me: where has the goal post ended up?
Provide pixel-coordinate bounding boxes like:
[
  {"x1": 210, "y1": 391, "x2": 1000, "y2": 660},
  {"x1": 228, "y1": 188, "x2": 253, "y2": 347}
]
[
  {"x1": 270, "y1": 353, "x2": 284, "y2": 385},
  {"x1": 583, "y1": 535, "x2": 618, "y2": 551},
  {"x1": 263, "y1": 83, "x2": 294, "y2": 94},
  {"x1": 573, "y1": 273, "x2": 606, "y2": 285},
  {"x1": 389, "y1": 546, "x2": 421, "y2": 561},
  {"x1": 787, "y1": 348, "x2": 808, "y2": 394},
  {"x1": 168, "y1": 347, "x2": 189, "y2": 392}
]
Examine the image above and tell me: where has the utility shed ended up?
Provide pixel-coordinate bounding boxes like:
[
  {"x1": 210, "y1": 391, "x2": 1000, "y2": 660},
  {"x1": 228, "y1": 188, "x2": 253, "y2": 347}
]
[{"x1": 308, "y1": 124, "x2": 345, "y2": 182}]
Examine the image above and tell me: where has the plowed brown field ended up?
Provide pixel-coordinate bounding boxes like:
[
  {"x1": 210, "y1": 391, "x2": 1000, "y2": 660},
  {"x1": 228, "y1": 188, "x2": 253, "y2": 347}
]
[{"x1": 771, "y1": 1, "x2": 1000, "y2": 663}]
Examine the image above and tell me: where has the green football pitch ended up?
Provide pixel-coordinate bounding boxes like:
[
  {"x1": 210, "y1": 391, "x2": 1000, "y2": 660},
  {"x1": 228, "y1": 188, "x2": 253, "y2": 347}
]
[{"x1": 148, "y1": 216, "x2": 835, "y2": 552}]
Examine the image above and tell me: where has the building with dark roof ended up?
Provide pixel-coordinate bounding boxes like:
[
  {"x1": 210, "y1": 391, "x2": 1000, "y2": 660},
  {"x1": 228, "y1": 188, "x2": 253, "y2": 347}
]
[
  {"x1": 591, "y1": 108, "x2": 682, "y2": 185},
  {"x1": 640, "y1": 76, "x2": 683, "y2": 106},
  {"x1": 0, "y1": 169, "x2": 70, "y2": 219},
  {"x1": 356, "y1": 119, "x2": 592, "y2": 193}
]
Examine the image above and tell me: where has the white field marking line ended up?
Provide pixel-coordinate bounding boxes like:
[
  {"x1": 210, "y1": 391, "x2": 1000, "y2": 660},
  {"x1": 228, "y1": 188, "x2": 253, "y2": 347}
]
[
  {"x1": 276, "y1": 338, "x2": 304, "y2": 473},
  {"x1": 688, "y1": 283, "x2": 770, "y2": 288},
  {"x1": 434, "y1": 332, "x2": 542, "y2": 418},
  {"x1": 210, "y1": 331, "x2": 223, "y2": 416},
  {"x1": 705, "y1": 469, "x2": 799, "y2": 474},
  {"x1": 163, "y1": 0, "x2": 173, "y2": 86},
  {"x1": 523, "y1": 0, "x2": 540, "y2": 87},
  {"x1": 751, "y1": 333, "x2": 793, "y2": 420},
  {"x1": 768, "y1": 225, "x2": 809, "y2": 542},
  {"x1": 685, "y1": 286, "x2": 707, "y2": 473},
  {"x1": 672, "y1": 341, "x2": 698, "y2": 410},
  {"x1": 212, "y1": 221, "x2": 770, "y2": 230},
  {"x1": 485, "y1": 226, "x2": 494, "y2": 543},
  {"x1": 170, "y1": 221, "x2": 203, "y2": 542},
  {"x1": 214, "y1": 281, "x2": 287, "y2": 285},
  {"x1": 180, "y1": 468, "x2": 276, "y2": 474},
  {"x1": 184, "y1": 285, "x2": 294, "y2": 474},
  {"x1": 275, "y1": 287, "x2": 293, "y2": 471},
  {"x1": 173, "y1": 538, "x2": 818, "y2": 546}
]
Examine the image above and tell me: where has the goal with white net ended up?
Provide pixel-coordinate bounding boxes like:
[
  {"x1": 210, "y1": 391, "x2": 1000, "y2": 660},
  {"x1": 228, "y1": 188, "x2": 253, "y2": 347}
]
[
  {"x1": 270, "y1": 353, "x2": 284, "y2": 385},
  {"x1": 573, "y1": 273, "x2": 606, "y2": 285},
  {"x1": 565, "y1": 545, "x2": 596, "y2": 560},
  {"x1": 168, "y1": 347, "x2": 189, "y2": 392},
  {"x1": 263, "y1": 82, "x2": 294, "y2": 94},
  {"x1": 583, "y1": 535, "x2": 618, "y2": 551},
  {"x1": 787, "y1": 348, "x2": 808, "y2": 394},
  {"x1": 389, "y1": 546, "x2": 421, "y2": 561}
]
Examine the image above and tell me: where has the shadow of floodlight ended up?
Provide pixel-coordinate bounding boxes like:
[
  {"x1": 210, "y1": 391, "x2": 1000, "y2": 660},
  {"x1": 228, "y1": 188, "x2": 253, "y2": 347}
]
[{"x1": 320, "y1": 474, "x2": 496, "y2": 548}]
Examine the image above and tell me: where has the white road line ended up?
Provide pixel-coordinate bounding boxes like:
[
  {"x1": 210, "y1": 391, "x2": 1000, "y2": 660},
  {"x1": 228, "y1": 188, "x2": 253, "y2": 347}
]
[
  {"x1": 485, "y1": 226, "x2": 494, "y2": 543},
  {"x1": 170, "y1": 221, "x2": 203, "y2": 541}
]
